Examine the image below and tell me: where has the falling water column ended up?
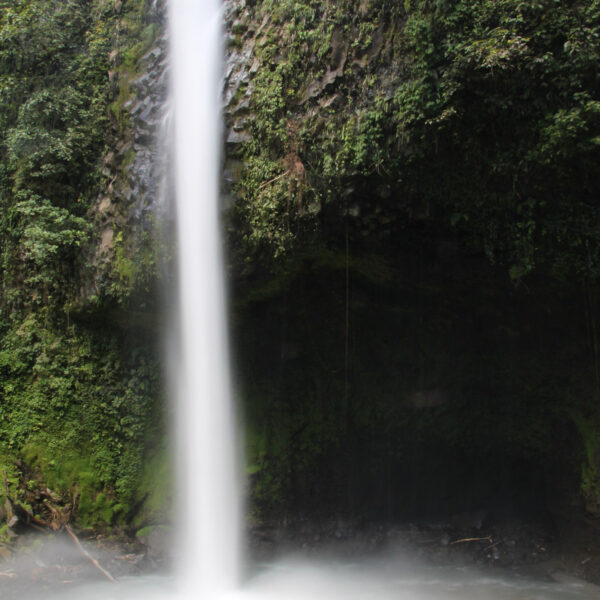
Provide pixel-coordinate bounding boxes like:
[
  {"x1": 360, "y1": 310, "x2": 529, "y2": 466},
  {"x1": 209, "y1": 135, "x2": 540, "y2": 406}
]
[{"x1": 169, "y1": 1, "x2": 240, "y2": 596}]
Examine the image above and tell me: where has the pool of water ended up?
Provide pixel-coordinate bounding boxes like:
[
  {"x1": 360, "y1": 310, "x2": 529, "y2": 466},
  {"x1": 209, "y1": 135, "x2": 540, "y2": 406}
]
[{"x1": 44, "y1": 557, "x2": 599, "y2": 600}]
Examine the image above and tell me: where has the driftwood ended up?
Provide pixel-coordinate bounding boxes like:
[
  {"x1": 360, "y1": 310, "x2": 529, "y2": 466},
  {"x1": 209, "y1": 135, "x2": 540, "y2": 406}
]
[
  {"x1": 11, "y1": 493, "x2": 116, "y2": 583},
  {"x1": 450, "y1": 536, "x2": 493, "y2": 545},
  {"x1": 0, "y1": 571, "x2": 16, "y2": 578},
  {"x1": 1, "y1": 475, "x2": 117, "y2": 584},
  {"x1": 44, "y1": 499, "x2": 62, "y2": 531},
  {"x1": 64, "y1": 524, "x2": 117, "y2": 583}
]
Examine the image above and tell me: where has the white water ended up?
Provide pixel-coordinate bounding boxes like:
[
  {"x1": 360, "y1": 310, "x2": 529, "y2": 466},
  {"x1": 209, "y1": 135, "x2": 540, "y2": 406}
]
[
  {"x1": 43, "y1": 558, "x2": 599, "y2": 600},
  {"x1": 169, "y1": 0, "x2": 240, "y2": 596}
]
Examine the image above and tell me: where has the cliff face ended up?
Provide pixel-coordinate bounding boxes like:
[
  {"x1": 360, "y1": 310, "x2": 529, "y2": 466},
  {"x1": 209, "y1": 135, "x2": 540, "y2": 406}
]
[
  {"x1": 222, "y1": 0, "x2": 408, "y2": 260},
  {"x1": 82, "y1": 0, "x2": 168, "y2": 310},
  {"x1": 0, "y1": 0, "x2": 599, "y2": 535},
  {"x1": 222, "y1": 0, "x2": 600, "y2": 277},
  {"x1": 220, "y1": 0, "x2": 600, "y2": 522},
  {"x1": 0, "y1": 0, "x2": 170, "y2": 533}
]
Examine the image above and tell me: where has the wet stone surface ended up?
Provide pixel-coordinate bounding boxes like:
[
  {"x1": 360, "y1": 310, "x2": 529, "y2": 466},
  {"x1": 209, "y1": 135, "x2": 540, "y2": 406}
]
[
  {"x1": 0, "y1": 530, "x2": 166, "y2": 598},
  {"x1": 248, "y1": 513, "x2": 600, "y2": 586},
  {"x1": 2, "y1": 514, "x2": 600, "y2": 598}
]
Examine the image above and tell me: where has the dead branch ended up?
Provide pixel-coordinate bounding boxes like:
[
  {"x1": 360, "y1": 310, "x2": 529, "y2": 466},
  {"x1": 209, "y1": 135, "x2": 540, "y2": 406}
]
[
  {"x1": 258, "y1": 170, "x2": 290, "y2": 189},
  {"x1": 43, "y1": 487, "x2": 61, "y2": 503},
  {"x1": 13, "y1": 501, "x2": 48, "y2": 529},
  {"x1": 0, "y1": 571, "x2": 16, "y2": 579},
  {"x1": 44, "y1": 499, "x2": 62, "y2": 531},
  {"x1": 450, "y1": 536, "x2": 493, "y2": 545},
  {"x1": 2, "y1": 471, "x2": 12, "y2": 522},
  {"x1": 64, "y1": 525, "x2": 117, "y2": 583}
]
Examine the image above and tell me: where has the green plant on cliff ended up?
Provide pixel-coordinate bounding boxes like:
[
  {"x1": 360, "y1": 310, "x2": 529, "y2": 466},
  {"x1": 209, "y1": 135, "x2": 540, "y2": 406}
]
[
  {"x1": 226, "y1": 0, "x2": 600, "y2": 517},
  {"x1": 571, "y1": 410, "x2": 600, "y2": 515},
  {"x1": 231, "y1": 0, "x2": 600, "y2": 284},
  {"x1": 0, "y1": 0, "x2": 114, "y2": 310},
  {"x1": 0, "y1": 0, "x2": 167, "y2": 531},
  {"x1": 392, "y1": 0, "x2": 600, "y2": 280},
  {"x1": 5, "y1": 193, "x2": 90, "y2": 305},
  {"x1": 0, "y1": 311, "x2": 162, "y2": 527}
]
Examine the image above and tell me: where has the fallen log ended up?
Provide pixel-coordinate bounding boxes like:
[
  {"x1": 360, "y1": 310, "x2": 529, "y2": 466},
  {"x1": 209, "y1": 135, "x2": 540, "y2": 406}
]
[
  {"x1": 0, "y1": 571, "x2": 16, "y2": 578},
  {"x1": 44, "y1": 499, "x2": 63, "y2": 531},
  {"x1": 64, "y1": 525, "x2": 117, "y2": 583}
]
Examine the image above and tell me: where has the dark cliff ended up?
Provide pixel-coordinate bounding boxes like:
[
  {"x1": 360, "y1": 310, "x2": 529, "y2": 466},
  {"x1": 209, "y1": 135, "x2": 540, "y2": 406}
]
[{"x1": 0, "y1": 0, "x2": 599, "y2": 546}]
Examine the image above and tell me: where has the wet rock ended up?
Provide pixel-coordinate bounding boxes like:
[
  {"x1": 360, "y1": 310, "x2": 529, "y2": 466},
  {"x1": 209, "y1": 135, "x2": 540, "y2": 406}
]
[
  {"x1": 550, "y1": 570, "x2": 600, "y2": 595},
  {"x1": 450, "y1": 508, "x2": 487, "y2": 532},
  {"x1": 87, "y1": 12, "x2": 170, "y2": 285},
  {"x1": 141, "y1": 46, "x2": 162, "y2": 63},
  {"x1": 99, "y1": 229, "x2": 114, "y2": 254},
  {"x1": 227, "y1": 129, "x2": 251, "y2": 145},
  {"x1": 137, "y1": 525, "x2": 173, "y2": 562},
  {"x1": 131, "y1": 72, "x2": 151, "y2": 90}
]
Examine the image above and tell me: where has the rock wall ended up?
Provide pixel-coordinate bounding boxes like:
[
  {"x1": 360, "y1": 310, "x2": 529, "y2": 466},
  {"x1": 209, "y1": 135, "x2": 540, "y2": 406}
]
[
  {"x1": 82, "y1": 0, "x2": 169, "y2": 308},
  {"x1": 0, "y1": 0, "x2": 171, "y2": 536},
  {"x1": 219, "y1": 0, "x2": 600, "y2": 523},
  {"x1": 0, "y1": 0, "x2": 599, "y2": 537}
]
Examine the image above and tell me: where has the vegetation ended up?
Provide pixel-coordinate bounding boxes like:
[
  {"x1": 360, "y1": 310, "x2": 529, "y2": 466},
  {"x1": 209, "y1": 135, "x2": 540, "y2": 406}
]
[
  {"x1": 231, "y1": 0, "x2": 600, "y2": 282},
  {"x1": 0, "y1": 0, "x2": 599, "y2": 534},
  {"x1": 0, "y1": 0, "x2": 166, "y2": 533},
  {"x1": 227, "y1": 0, "x2": 600, "y2": 518}
]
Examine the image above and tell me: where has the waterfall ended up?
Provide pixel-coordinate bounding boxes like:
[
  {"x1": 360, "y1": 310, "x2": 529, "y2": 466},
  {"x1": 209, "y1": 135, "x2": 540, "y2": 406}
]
[
  {"x1": 168, "y1": 1, "x2": 240, "y2": 596},
  {"x1": 32, "y1": 3, "x2": 600, "y2": 600}
]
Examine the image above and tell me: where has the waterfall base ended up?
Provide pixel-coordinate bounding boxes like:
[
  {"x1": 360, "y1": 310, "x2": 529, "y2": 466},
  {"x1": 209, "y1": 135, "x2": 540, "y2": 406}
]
[{"x1": 36, "y1": 556, "x2": 596, "y2": 600}]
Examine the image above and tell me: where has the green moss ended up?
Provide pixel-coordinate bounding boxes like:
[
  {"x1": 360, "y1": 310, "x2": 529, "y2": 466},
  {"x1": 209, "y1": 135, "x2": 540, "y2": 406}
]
[
  {"x1": 0, "y1": 308, "x2": 163, "y2": 529},
  {"x1": 114, "y1": 230, "x2": 136, "y2": 288},
  {"x1": 136, "y1": 525, "x2": 155, "y2": 538},
  {"x1": 130, "y1": 446, "x2": 173, "y2": 529},
  {"x1": 571, "y1": 411, "x2": 600, "y2": 516},
  {"x1": 106, "y1": 226, "x2": 160, "y2": 304},
  {"x1": 20, "y1": 444, "x2": 113, "y2": 526}
]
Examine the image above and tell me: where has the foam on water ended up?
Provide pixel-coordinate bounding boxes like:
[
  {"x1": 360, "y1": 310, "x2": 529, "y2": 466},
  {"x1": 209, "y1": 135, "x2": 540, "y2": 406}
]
[{"x1": 44, "y1": 558, "x2": 597, "y2": 600}]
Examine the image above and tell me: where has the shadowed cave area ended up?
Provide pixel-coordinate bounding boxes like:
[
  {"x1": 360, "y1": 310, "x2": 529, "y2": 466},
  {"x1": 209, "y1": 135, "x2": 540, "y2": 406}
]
[{"x1": 234, "y1": 224, "x2": 587, "y2": 534}]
